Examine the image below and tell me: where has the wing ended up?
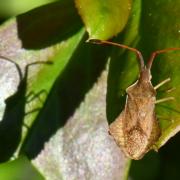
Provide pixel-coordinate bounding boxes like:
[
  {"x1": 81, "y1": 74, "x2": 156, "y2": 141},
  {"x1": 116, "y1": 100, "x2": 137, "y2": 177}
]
[
  {"x1": 109, "y1": 81, "x2": 160, "y2": 159},
  {"x1": 121, "y1": 82, "x2": 159, "y2": 159},
  {"x1": 123, "y1": 93, "x2": 156, "y2": 134}
]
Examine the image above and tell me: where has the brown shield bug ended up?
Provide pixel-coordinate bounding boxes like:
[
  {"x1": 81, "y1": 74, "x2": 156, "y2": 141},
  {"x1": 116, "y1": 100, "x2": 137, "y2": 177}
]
[{"x1": 89, "y1": 39, "x2": 180, "y2": 160}]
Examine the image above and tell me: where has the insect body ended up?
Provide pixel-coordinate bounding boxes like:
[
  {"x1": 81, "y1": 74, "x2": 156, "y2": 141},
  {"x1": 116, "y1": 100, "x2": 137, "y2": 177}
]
[
  {"x1": 89, "y1": 39, "x2": 180, "y2": 160},
  {"x1": 109, "y1": 68, "x2": 160, "y2": 160}
]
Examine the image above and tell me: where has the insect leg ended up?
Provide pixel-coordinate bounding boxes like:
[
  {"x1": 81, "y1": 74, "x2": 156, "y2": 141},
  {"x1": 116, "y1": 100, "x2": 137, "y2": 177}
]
[
  {"x1": 154, "y1": 78, "x2": 171, "y2": 90},
  {"x1": 165, "y1": 87, "x2": 176, "y2": 93},
  {"x1": 155, "y1": 97, "x2": 174, "y2": 104},
  {"x1": 26, "y1": 90, "x2": 47, "y2": 103},
  {"x1": 156, "y1": 115, "x2": 174, "y2": 123},
  {"x1": 155, "y1": 78, "x2": 175, "y2": 104}
]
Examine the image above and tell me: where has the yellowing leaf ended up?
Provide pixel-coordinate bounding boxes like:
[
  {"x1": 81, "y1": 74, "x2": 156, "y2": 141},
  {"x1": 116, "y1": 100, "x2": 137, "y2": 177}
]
[{"x1": 75, "y1": 0, "x2": 132, "y2": 39}]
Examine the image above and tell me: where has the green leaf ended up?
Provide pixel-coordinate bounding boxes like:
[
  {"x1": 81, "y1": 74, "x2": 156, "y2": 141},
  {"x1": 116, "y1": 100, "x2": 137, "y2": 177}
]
[
  {"x1": 75, "y1": 0, "x2": 132, "y2": 39},
  {"x1": 107, "y1": 0, "x2": 180, "y2": 152},
  {"x1": 0, "y1": 1, "x2": 130, "y2": 178},
  {"x1": 105, "y1": 0, "x2": 180, "y2": 178},
  {"x1": 1, "y1": 0, "x2": 180, "y2": 179},
  {"x1": 0, "y1": 0, "x2": 84, "y2": 162},
  {"x1": 142, "y1": 1, "x2": 180, "y2": 148},
  {"x1": 0, "y1": 156, "x2": 44, "y2": 180},
  {"x1": 136, "y1": 0, "x2": 180, "y2": 149}
]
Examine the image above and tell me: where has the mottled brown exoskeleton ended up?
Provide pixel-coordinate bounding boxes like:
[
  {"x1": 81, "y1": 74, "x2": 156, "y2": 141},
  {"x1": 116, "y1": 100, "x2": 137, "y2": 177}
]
[{"x1": 90, "y1": 39, "x2": 180, "y2": 160}]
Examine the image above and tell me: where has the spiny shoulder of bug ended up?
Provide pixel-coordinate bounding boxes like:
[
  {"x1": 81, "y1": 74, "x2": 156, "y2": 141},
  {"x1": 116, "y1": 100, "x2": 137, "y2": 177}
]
[
  {"x1": 127, "y1": 64, "x2": 155, "y2": 96},
  {"x1": 125, "y1": 59, "x2": 157, "y2": 101}
]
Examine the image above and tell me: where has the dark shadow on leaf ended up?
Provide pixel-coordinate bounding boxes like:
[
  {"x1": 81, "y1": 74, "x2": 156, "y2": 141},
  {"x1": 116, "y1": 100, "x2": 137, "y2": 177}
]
[
  {"x1": 26, "y1": 90, "x2": 48, "y2": 104},
  {"x1": 106, "y1": 50, "x2": 129, "y2": 123},
  {"x1": 129, "y1": 151, "x2": 160, "y2": 180},
  {"x1": 157, "y1": 133, "x2": 180, "y2": 180},
  {"x1": 0, "y1": 60, "x2": 51, "y2": 162},
  {"x1": 106, "y1": 39, "x2": 139, "y2": 124},
  {"x1": 130, "y1": 133, "x2": 180, "y2": 180},
  {"x1": 16, "y1": 0, "x2": 83, "y2": 49},
  {"x1": 21, "y1": 35, "x2": 110, "y2": 159}
]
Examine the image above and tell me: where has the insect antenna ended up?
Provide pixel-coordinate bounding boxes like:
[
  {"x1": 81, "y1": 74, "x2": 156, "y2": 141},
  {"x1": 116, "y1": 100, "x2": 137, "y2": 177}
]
[
  {"x1": 147, "y1": 47, "x2": 180, "y2": 70},
  {"x1": 88, "y1": 39, "x2": 145, "y2": 71}
]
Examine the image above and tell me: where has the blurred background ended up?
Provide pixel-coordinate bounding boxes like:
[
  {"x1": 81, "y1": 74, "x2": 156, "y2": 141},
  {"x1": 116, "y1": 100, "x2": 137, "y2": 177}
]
[{"x1": 0, "y1": 0, "x2": 57, "y2": 24}]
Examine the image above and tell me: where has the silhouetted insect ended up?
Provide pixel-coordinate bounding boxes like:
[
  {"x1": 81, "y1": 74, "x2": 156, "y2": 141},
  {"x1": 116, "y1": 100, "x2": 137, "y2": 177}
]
[
  {"x1": 0, "y1": 56, "x2": 52, "y2": 162},
  {"x1": 89, "y1": 39, "x2": 180, "y2": 160}
]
